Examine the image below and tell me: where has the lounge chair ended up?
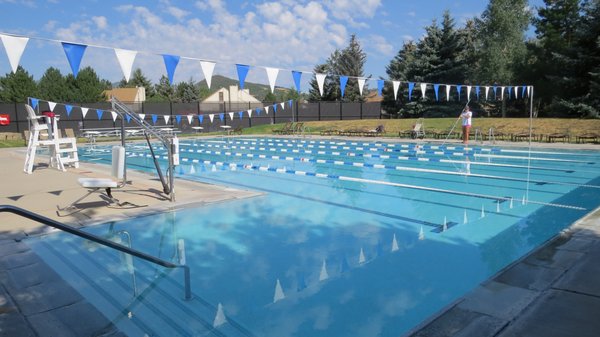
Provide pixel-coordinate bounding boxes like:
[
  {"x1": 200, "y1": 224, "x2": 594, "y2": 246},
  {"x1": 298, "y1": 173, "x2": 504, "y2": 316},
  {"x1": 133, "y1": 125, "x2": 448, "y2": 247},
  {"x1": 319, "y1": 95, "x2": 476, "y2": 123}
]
[
  {"x1": 273, "y1": 122, "x2": 292, "y2": 135},
  {"x1": 365, "y1": 124, "x2": 385, "y2": 137},
  {"x1": 292, "y1": 122, "x2": 305, "y2": 135},
  {"x1": 399, "y1": 118, "x2": 425, "y2": 139},
  {"x1": 546, "y1": 129, "x2": 570, "y2": 143},
  {"x1": 233, "y1": 126, "x2": 243, "y2": 135}
]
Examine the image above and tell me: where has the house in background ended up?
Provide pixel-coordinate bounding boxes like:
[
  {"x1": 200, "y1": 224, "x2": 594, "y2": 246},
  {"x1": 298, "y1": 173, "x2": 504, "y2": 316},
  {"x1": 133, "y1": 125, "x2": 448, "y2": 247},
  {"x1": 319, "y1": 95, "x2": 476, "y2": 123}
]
[
  {"x1": 202, "y1": 85, "x2": 260, "y2": 104},
  {"x1": 104, "y1": 87, "x2": 146, "y2": 103}
]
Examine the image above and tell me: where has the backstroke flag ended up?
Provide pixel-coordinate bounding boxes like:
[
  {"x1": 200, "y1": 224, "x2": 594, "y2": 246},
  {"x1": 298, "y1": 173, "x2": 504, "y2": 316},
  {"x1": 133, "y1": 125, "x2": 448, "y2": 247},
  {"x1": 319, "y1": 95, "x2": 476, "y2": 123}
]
[
  {"x1": 420, "y1": 83, "x2": 427, "y2": 99},
  {"x1": 236, "y1": 64, "x2": 250, "y2": 90},
  {"x1": 114, "y1": 48, "x2": 137, "y2": 82},
  {"x1": 433, "y1": 84, "x2": 440, "y2": 101},
  {"x1": 265, "y1": 67, "x2": 279, "y2": 93},
  {"x1": 445, "y1": 85, "x2": 451, "y2": 101},
  {"x1": 200, "y1": 61, "x2": 216, "y2": 88},
  {"x1": 0, "y1": 34, "x2": 29, "y2": 73},
  {"x1": 408, "y1": 82, "x2": 415, "y2": 101},
  {"x1": 377, "y1": 79, "x2": 384, "y2": 97},
  {"x1": 62, "y1": 42, "x2": 87, "y2": 77},
  {"x1": 393, "y1": 81, "x2": 400, "y2": 100},
  {"x1": 358, "y1": 78, "x2": 366, "y2": 96},
  {"x1": 163, "y1": 54, "x2": 180, "y2": 84},
  {"x1": 292, "y1": 70, "x2": 302, "y2": 92},
  {"x1": 316, "y1": 73, "x2": 326, "y2": 96},
  {"x1": 340, "y1": 76, "x2": 348, "y2": 97}
]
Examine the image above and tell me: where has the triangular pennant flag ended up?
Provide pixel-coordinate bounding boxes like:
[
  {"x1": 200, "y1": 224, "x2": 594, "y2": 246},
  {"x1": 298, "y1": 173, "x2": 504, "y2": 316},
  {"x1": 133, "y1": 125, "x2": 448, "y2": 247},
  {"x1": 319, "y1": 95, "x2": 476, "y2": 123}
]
[
  {"x1": 445, "y1": 85, "x2": 451, "y2": 101},
  {"x1": 500, "y1": 86, "x2": 505, "y2": 100},
  {"x1": 138, "y1": 113, "x2": 145, "y2": 120},
  {"x1": 61, "y1": 42, "x2": 87, "y2": 77},
  {"x1": 0, "y1": 34, "x2": 29, "y2": 73},
  {"x1": 48, "y1": 101, "x2": 57, "y2": 112},
  {"x1": 30, "y1": 98, "x2": 39, "y2": 109},
  {"x1": 236, "y1": 64, "x2": 250, "y2": 90},
  {"x1": 175, "y1": 115, "x2": 182, "y2": 124},
  {"x1": 358, "y1": 78, "x2": 366, "y2": 96},
  {"x1": 292, "y1": 70, "x2": 302, "y2": 92},
  {"x1": 255, "y1": 108, "x2": 261, "y2": 116},
  {"x1": 199, "y1": 115, "x2": 204, "y2": 124},
  {"x1": 507, "y1": 86, "x2": 513, "y2": 99},
  {"x1": 522, "y1": 85, "x2": 527, "y2": 98},
  {"x1": 527, "y1": 86, "x2": 531, "y2": 97},
  {"x1": 456, "y1": 85, "x2": 462, "y2": 101},
  {"x1": 316, "y1": 73, "x2": 326, "y2": 97},
  {"x1": 273, "y1": 104, "x2": 278, "y2": 113},
  {"x1": 162, "y1": 54, "x2": 180, "y2": 84},
  {"x1": 163, "y1": 115, "x2": 170, "y2": 124},
  {"x1": 238, "y1": 111, "x2": 244, "y2": 120},
  {"x1": 65, "y1": 104, "x2": 73, "y2": 117},
  {"x1": 114, "y1": 48, "x2": 137, "y2": 82},
  {"x1": 408, "y1": 82, "x2": 415, "y2": 101},
  {"x1": 81, "y1": 107, "x2": 88, "y2": 118},
  {"x1": 340, "y1": 75, "x2": 349, "y2": 97},
  {"x1": 420, "y1": 83, "x2": 427, "y2": 99},
  {"x1": 247, "y1": 109, "x2": 253, "y2": 118},
  {"x1": 151, "y1": 114, "x2": 158, "y2": 125},
  {"x1": 218, "y1": 113, "x2": 224, "y2": 122},
  {"x1": 485, "y1": 86, "x2": 490, "y2": 100},
  {"x1": 514, "y1": 86, "x2": 519, "y2": 99},
  {"x1": 200, "y1": 61, "x2": 216, "y2": 88},
  {"x1": 467, "y1": 86, "x2": 472, "y2": 101},
  {"x1": 186, "y1": 114, "x2": 193, "y2": 124},
  {"x1": 125, "y1": 114, "x2": 131, "y2": 123},
  {"x1": 392, "y1": 80, "x2": 400, "y2": 100},
  {"x1": 475, "y1": 86, "x2": 481, "y2": 100},
  {"x1": 493, "y1": 86, "x2": 498, "y2": 99},
  {"x1": 265, "y1": 67, "x2": 279, "y2": 93},
  {"x1": 228, "y1": 112, "x2": 234, "y2": 120},
  {"x1": 265, "y1": 106, "x2": 270, "y2": 115},
  {"x1": 96, "y1": 109, "x2": 103, "y2": 120},
  {"x1": 288, "y1": 99, "x2": 293, "y2": 108},
  {"x1": 280, "y1": 102, "x2": 285, "y2": 110},
  {"x1": 433, "y1": 84, "x2": 440, "y2": 101},
  {"x1": 111, "y1": 111, "x2": 118, "y2": 122},
  {"x1": 377, "y1": 79, "x2": 384, "y2": 96},
  {"x1": 209, "y1": 114, "x2": 214, "y2": 123}
]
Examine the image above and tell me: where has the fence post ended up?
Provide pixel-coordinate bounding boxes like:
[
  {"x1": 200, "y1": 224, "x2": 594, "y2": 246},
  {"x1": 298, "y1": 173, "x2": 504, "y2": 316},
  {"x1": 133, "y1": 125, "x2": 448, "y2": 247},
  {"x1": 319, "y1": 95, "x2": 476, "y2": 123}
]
[
  {"x1": 14, "y1": 102, "x2": 20, "y2": 134},
  {"x1": 360, "y1": 102, "x2": 363, "y2": 120}
]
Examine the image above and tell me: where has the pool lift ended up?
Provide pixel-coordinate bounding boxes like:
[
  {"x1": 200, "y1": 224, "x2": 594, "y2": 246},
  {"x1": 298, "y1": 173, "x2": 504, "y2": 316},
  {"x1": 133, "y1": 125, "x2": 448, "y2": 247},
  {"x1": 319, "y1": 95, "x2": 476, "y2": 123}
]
[{"x1": 110, "y1": 97, "x2": 179, "y2": 202}]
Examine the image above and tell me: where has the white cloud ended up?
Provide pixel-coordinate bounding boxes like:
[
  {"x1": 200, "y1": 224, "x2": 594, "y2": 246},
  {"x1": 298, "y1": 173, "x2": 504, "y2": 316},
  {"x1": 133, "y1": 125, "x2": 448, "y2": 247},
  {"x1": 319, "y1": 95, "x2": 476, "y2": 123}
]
[
  {"x1": 166, "y1": 6, "x2": 190, "y2": 20},
  {"x1": 368, "y1": 34, "x2": 394, "y2": 56},
  {"x1": 407, "y1": 11, "x2": 416, "y2": 17},
  {"x1": 92, "y1": 16, "x2": 107, "y2": 30}
]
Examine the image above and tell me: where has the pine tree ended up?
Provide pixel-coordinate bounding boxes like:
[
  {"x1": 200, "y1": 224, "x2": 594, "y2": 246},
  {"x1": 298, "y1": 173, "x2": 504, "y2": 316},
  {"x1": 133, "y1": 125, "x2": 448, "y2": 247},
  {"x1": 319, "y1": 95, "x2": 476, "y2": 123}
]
[
  {"x1": 175, "y1": 79, "x2": 199, "y2": 103},
  {"x1": 118, "y1": 68, "x2": 156, "y2": 98},
  {"x1": 153, "y1": 75, "x2": 175, "y2": 102},
  {"x1": 38, "y1": 67, "x2": 68, "y2": 102},
  {"x1": 64, "y1": 67, "x2": 109, "y2": 103},
  {"x1": 0, "y1": 66, "x2": 38, "y2": 102}
]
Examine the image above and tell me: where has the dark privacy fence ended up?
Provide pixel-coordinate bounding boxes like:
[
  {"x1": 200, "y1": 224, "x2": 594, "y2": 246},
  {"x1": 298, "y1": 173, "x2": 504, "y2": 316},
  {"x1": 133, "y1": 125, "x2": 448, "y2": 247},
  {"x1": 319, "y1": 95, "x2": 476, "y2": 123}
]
[{"x1": 0, "y1": 101, "x2": 382, "y2": 136}]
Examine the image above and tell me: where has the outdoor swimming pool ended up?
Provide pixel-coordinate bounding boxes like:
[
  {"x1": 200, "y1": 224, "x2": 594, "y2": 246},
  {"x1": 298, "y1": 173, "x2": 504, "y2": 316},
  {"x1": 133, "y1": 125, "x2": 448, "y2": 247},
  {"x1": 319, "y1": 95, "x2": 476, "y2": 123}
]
[{"x1": 28, "y1": 137, "x2": 600, "y2": 336}]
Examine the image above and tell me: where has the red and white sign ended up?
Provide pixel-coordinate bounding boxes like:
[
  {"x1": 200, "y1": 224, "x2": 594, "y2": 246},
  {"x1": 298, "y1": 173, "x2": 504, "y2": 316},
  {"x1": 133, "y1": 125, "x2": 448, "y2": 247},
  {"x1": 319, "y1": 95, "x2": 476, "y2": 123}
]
[{"x1": 0, "y1": 114, "x2": 9, "y2": 126}]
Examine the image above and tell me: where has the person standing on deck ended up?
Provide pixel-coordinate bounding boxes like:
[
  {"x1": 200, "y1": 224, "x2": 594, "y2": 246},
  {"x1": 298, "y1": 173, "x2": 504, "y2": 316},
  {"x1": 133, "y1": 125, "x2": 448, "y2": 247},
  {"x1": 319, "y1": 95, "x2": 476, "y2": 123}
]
[{"x1": 459, "y1": 106, "x2": 472, "y2": 145}]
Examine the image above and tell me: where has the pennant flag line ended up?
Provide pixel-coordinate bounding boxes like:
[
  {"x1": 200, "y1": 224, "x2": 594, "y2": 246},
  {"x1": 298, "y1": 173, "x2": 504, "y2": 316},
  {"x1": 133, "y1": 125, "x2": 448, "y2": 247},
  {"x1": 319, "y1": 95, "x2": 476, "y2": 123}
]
[
  {"x1": 392, "y1": 81, "x2": 400, "y2": 100},
  {"x1": 114, "y1": 48, "x2": 137, "y2": 82},
  {"x1": 358, "y1": 78, "x2": 366, "y2": 96},
  {"x1": 408, "y1": 82, "x2": 415, "y2": 101},
  {"x1": 65, "y1": 104, "x2": 73, "y2": 117},
  {"x1": 265, "y1": 67, "x2": 279, "y2": 93},
  {"x1": 433, "y1": 84, "x2": 440, "y2": 101},
  {"x1": 62, "y1": 42, "x2": 87, "y2": 77},
  {"x1": 340, "y1": 76, "x2": 348, "y2": 97},
  {"x1": 111, "y1": 111, "x2": 118, "y2": 122},
  {"x1": 96, "y1": 109, "x2": 103, "y2": 120},
  {"x1": 81, "y1": 107, "x2": 88, "y2": 118},
  {"x1": 292, "y1": 70, "x2": 302, "y2": 92},
  {"x1": 200, "y1": 61, "x2": 215, "y2": 88},
  {"x1": 445, "y1": 85, "x2": 451, "y2": 101},
  {"x1": 316, "y1": 73, "x2": 326, "y2": 97},
  {"x1": 163, "y1": 54, "x2": 180, "y2": 84},
  {"x1": 377, "y1": 79, "x2": 384, "y2": 97},
  {"x1": 0, "y1": 34, "x2": 29, "y2": 73},
  {"x1": 420, "y1": 83, "x2": 427, "y2": 99},
  {"x1": 186, "y1": 114, "x2": 193, "y2": 124},
  {"x1": 236, "y1": 64, "x2": 250, "y2": 90},
  {"x1": 48, "y1": 101, "x2": 57, "y2": 112}
]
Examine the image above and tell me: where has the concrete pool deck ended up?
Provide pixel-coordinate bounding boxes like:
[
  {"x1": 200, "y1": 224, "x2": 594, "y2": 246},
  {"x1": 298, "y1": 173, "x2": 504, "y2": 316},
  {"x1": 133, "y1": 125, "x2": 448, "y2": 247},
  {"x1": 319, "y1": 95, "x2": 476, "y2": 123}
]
[{"x1": 0, "y1": 139, "x2": 599, "y2": 336}]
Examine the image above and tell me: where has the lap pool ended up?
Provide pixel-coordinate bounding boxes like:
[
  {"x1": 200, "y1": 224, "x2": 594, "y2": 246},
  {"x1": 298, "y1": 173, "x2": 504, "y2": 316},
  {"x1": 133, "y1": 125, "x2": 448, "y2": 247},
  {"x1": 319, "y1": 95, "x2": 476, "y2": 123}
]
[{"x1": 27, "y1": 137, "x2": 600, "y2": 336}]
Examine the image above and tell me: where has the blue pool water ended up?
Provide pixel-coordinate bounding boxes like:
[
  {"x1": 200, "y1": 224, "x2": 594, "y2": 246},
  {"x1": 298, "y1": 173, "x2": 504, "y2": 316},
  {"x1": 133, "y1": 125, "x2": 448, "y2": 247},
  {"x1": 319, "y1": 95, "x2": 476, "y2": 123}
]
[{"x1": 28, "y1": 137, "x2": 600, "y2": 336}]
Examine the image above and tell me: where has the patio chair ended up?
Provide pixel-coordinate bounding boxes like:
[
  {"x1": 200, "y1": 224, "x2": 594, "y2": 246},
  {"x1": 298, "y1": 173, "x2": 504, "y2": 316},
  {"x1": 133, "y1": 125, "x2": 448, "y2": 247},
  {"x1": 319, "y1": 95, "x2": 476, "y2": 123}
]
[
  {"x1": 58, "y1": 145, "x2": 127, "y2": 212},
  {"x1": 365, "y1": 124, "x2": 385, "y2": 137},
  {"x1": 273, "y1": 122, "x2": 292, "y2": 135},
  {"x1": 399, "y1": 118, "x2": 425, "y2": 139},
  {"x1": 233, "y1": 126, "x2": 243, "y2": 135}
]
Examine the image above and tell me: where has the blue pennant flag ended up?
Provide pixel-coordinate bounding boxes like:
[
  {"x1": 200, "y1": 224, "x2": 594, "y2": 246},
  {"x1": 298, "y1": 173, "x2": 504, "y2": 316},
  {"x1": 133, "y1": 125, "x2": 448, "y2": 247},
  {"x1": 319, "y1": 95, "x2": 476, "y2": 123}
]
[
  {"x1": 175, "y1": 115, "x2": 182, "y2": 124},
  {"x1": 219, "y1": 113, "x2": 224, "y2": 122},
  {"x1": 340, "y1": 76, "x2": 349, "y2": 97},
  {"x1": 273, "y1": 104, "x2": 278, "y2": 113},
  {"x1": 125, "y1": 114, "x2": 131, "y2": 123},
  {"x1": 476, "y1": 86, "x2": 481, "y2": 100},
  {"x1": 255, "y1": 108, "x2": 261, "y2": 116},
  {"x1": 65, "y1": 104, "x2": 73, "y2": 117},
  {"x1": 377, "y1": 79, "x2": 384, "y2": 96},
  {"x1": 433, "y1": 84, "x2": 440, "y2": 101},
  {"x1": 30, "y1": 98, "x2": 39, "y2": 109},
  {"x1": 61, "y1": 42, "x2": 87, "y2": 77},
  {"x1": 522, "y1": 85, "x2": 527, "y2": 97},
  {"x1": 236, "y1": 64, "x2": 250, "y2": 90},
  {"x1": 292, "y1": 70, "x2": 302, "y2": 92},
  {"x1": 492, "y1": 86, "x2": 498, "y2": 99},
  {"x1": 151, "y1": 114, "x2": 158, "y2": 125},
  {"x1": 456, "y1": 85, "x2": 462, "y2": 101},
  {"x1": 96, "y1": 109, "x2": 103, "y2": 120},
  {"x1": 288, "y1": 99, "x2": 293, "y2": 108},
  {"x1": 507, "y1": 86, "x2": 513, "y2": 99},
  {"x1": 162, "y1": 54, "x2": 180, "y2": 84},
  {"x1": 199, "y1": 115, "x2": 204, "y2": 124},
  {"x1": 239, "y1": 111, "x2": 244, "y2": 120},
  {"x1": 408, "y1": 82, "x2": 415, "y2": 101}
]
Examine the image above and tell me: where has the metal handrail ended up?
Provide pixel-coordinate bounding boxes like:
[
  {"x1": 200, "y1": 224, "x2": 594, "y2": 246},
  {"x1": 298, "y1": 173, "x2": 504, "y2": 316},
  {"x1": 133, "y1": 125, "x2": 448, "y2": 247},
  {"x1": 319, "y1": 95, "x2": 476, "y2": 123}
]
[{"x1": 0, "y1": 205, "x2": 191, "y2": 300}]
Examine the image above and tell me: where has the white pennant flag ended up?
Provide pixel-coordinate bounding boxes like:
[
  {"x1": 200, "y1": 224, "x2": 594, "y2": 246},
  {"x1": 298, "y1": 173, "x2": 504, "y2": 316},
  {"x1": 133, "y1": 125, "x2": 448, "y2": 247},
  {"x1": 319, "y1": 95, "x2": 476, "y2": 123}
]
[
  {"x1": 163, "y1": 115, "x2": 170, "y2": 124},
  {"x1": 228, "y1": 112, "x2": 233, "y2": 120},
  {"x1": 514, "y1": 86, "x2": 519, "y2": 99},
  {"x1": 186, "y1": 114, "x2": 193, "y2": 124},
  {"x1": 527, "y1": 86, "x2": 531, "y2": 97},
  {"x1": 81, "y1": 107, "x2": 89, "y2": 118},
  {"x1": 138, "y1": 113, "x2": 145, "y2": 121},
  {"x1": 392, "y1": 80, "x2": 400, "y2": 100},
  {"x1": 247, "y1": 109, "x2": 253, "y2": 118},
  {"x1": 111, "y1": 111, "x2": 118, "y2": 122},
  {"x1": 485, "y1": 86, "x2": 490, "y2": 100},
  {"x1": 48, "y1": 101, "x2": 57, "y2": 112},
  {"x1": 445, "y1": 85, "x2": 451, "y2": 101},
  {"x1": 209, "y1": 114, "x2": 214, "y2": 123},
  {"x1": 420, "y1": 83, "x2": 427, "y2": 99},
  {"x1": 500, "y1": 86, "x2": 505, "y2": 100},
  {"x1": 114, "y1": 48, "x2": 137, "y2": 82},
  {"x1": 358, "y1": 78, "x2": 366, "y2": 96},
  {"x1": 200, "y1": 61, "x2": 216, "y2": 88},
  {"x1": 0, "y1": 34, "x2": 29, "y2": 73},
  {"x1": 316, "y1": 73, "x2": 326, "y2": 96},
  {"x1": 467, "y1": 86, "x2": 472, "y2": 101},
  {"x1": 265, "y1": 106, "x2": 270, "y2": 115},
  {"x1": 280, "y1": 102, "x2": 285, "y2": 110},
  {"x1": 265, "y1": 67, "x2": 279, "y2": 93}
]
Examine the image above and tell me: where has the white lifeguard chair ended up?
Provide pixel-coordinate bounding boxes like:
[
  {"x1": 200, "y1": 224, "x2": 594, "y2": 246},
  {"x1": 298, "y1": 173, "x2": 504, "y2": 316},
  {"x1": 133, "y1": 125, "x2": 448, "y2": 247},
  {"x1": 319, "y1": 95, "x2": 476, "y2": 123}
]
[{"x1": 23, "y1": 104, "x2": 79, "y2": 174}]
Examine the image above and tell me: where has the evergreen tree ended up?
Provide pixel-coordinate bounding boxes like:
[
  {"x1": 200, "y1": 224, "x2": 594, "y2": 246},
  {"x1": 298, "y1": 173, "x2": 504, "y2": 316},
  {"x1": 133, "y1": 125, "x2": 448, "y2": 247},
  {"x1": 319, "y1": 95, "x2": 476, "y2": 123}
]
[
  {"x1": 38, "y1": 67, "x2": 68, "y2": 102},
  {"x1": 118, "y1": 68, "x2": 156, "y2": 98},
  {"x1": 175, "y1": 79, "x2": 199, "y2": 102},
  {"x1": 264, "y1": 91, "x2": 277, "y2": 103},
  {"x1": 0, "y1": 66, "x2": 39, "y2": 102},
  {"x1": 308, "y1": 62, "x2": 338, "y2": 102},
  {"x1": 64, "y1": 67, "x2": 109, "y2": 103},
  {"x1": 152, "y1": 75, "x2": 175, "y2": 102}
]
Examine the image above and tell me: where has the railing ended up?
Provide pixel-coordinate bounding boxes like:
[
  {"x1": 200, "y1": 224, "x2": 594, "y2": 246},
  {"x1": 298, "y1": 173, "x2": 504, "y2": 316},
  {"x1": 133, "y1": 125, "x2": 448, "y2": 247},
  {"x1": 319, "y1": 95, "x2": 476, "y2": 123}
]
[{"x1": 0, "y1": 205, "x2": 192, "y2": 300}]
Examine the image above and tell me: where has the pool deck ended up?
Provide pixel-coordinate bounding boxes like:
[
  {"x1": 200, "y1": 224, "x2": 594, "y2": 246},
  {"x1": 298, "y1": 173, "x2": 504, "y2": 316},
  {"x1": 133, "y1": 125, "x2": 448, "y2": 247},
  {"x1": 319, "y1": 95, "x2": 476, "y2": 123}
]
[{"x1": 0, "y1": 138, "x2": 599, "y2": 336}]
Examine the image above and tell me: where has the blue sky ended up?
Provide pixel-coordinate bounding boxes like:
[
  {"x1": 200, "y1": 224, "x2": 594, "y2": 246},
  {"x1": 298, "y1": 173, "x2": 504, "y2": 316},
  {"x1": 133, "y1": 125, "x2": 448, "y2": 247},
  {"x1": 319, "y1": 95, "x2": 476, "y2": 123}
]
[{"x1": 0, "y1": 0, "x2": 544, "y2": 90}]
